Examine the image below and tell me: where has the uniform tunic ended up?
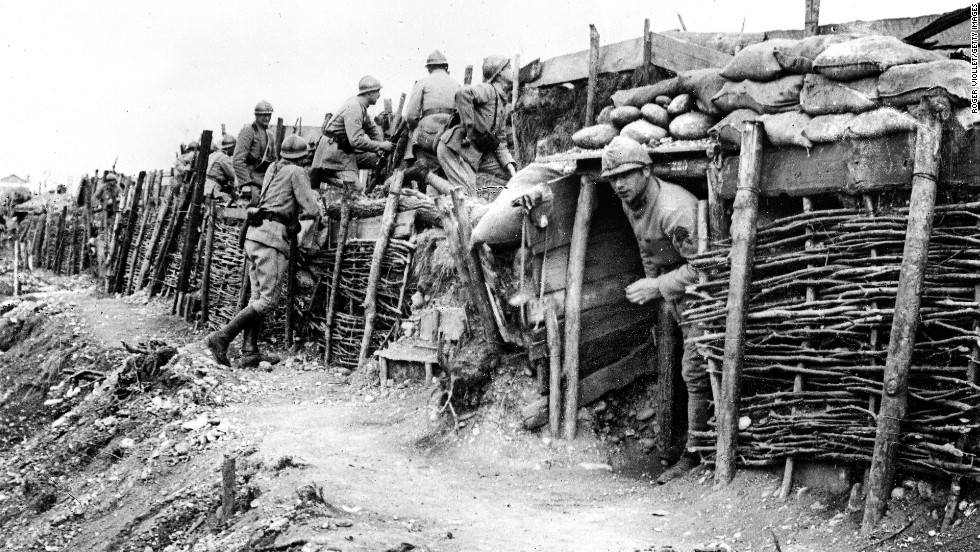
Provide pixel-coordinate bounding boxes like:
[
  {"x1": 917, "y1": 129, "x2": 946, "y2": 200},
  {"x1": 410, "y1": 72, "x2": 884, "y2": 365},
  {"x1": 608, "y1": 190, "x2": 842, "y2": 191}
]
[
  {"x1": 205, "y1": 151, "x2": 236, "y2": 199},
  {"x1": 313, "y1": 95, "x2": 386, "y2": 190},
  {"x1": 437, "y1": 82, "x2": 515, "y2": 194},
  {"x1": 405, "y1": 69, "x2": 460, "y2": 159},
  {"x1": 243, "y1": 161, "x2": 322, "y2": 313},
  {"x1": 621, "y1": 176, "x2": 709, "y2": 449},
  {"x1": 233, "y1": 122, "x2": 276, "y2": 191}
]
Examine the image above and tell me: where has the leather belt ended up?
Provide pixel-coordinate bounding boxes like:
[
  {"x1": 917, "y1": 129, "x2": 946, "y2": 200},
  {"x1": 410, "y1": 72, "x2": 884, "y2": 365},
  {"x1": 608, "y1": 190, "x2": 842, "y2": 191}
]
[{"x1": 421, "y1": 107, "x2": 456, "y2": 118}]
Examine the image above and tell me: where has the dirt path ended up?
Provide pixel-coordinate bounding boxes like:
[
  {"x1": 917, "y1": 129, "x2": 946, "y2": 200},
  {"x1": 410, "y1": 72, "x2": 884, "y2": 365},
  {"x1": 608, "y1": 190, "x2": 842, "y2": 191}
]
[{"x1": 77, "y1": 295, "x2": 195, "y2": 349}]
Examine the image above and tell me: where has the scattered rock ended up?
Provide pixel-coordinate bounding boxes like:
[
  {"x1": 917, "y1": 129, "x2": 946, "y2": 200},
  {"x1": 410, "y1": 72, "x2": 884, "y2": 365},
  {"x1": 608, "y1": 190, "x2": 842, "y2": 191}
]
[
  {"x1": 917, "y1": 480, "x2": 934, "y2": 500},
  {"x1": 738, "y1": 416, "x2": 752, "y2": 430},
  {"x1": 181, "y1": 414, "x2": 209, "y2": 432},
  {"x1": 810, "y1": 501, "x2": 827, "y2": 511},
  {"x1": 578, "y1": 462, "x2": 613, "y2": 471},
  {"x1": 891, "y1": 487, "x2": 905, "y2": 500},
  {"x1": 636, "y1": 407, "x2": 655, "y2": 422}
]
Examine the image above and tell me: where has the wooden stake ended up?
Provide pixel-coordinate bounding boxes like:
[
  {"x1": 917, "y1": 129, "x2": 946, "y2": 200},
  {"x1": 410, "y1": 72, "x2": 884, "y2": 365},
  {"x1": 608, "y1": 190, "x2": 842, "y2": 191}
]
[
  {"x1": 696, "y1": 200, "x2": 720, "y2": 403},
  {"x1": 126, "y1": 172, "x2": 155, "y2": 293},
  {"x1": 511, "y1": 52, "x2": 521, "y2": 162},
  {"x1": 199, "y1": 200, "x2": 218, "y2": 327},
  {"x1": 804, "y1": 0, "x2": 821, "y2": 37},
  {"x1": 715, "y1": 120, "x2": 764, "y2": 485},
  {"x1": 464, "y1": 65, "x2": 473, "y2": 85},
  {"x1": 52, "y1": 206, "x2": 68, "y2": 274},
  {"x1": 274, "y1": 118, "x2": 285, "y2": 158},
  {"x1": 137, "y1": 183, "x2": 176, "y2": 290},
  {"x1": 284, "y1": 232, "x2": 297, "y2": 345},
  {"x1": 544, "y1": 300, "x2": 562, "y2": 438},
  {"x1": 358, "y1": 172, "x2": 404, "y2": 370},
  {"x1": 450, "y1": 188, "x2": 501, "y2": 348},
  {"x1": 173, "y1": 130, "x2": 212, "y2": 313},
  {"x1": 563, "y1": 176, "x2": 597, "y2": 440},
  {"x1": 861, "y1": 101, "x2": 943, "y2": 533},
  {"x1": 655, "y1": 294, "x2": 681, "y2": 453},
  {"x1": 585, "y1": 24, "x2": 600, "y2": 125},
  {"x1": 112, "y1": 172, "x2": 146, "y2": 293},
  {"x1": 706, "y1": 144, "x2": 729, "y2": 240},
  {"x1": 150, "y1": 177, "x2": 192, "y2": 297},
  {"x1": 12, "y1": 240, "x2": 18, "y2": 297},
  {"x1": 642, "y1": 19, "x2": 653, "y2": 82},
  {"x1": 324, "y1": 195, "x2": 352, "y2": 364},
  {"x1": 393, "y1": 93, "x2": 407, "y2": 130},
  {"x1": 221, "y1": 455, "x2": 236, "y2": 523}
]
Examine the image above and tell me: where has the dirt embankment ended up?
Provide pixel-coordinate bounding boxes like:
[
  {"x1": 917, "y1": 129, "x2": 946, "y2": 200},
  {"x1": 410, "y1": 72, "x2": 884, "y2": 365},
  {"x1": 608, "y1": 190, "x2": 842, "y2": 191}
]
[{"x1": 0, "y1": 272, "x2": 979, "y2": 552}]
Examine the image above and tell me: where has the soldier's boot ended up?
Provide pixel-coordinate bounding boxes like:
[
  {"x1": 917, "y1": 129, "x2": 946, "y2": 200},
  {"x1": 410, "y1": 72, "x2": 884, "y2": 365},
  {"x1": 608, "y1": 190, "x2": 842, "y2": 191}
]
[
  {"x1": 205, "y1": 306, "x2": 258, "y2": 367},
  {"x1": 239, "y1": 317, "x2": 280, "y2": 370},
  {"x1": 657, "y1": 395, "x2": 711, "y2": 485}
]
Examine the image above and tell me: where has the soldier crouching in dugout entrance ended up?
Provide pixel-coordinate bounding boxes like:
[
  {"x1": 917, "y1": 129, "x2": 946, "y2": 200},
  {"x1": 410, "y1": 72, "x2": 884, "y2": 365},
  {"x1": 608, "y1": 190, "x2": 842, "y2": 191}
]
[
  {"x1": 600, "y1": 136, "x2": 709, "y2": 484},
  {"x1": 205, "y1": 134, "x2": 324, "y2": 369}
]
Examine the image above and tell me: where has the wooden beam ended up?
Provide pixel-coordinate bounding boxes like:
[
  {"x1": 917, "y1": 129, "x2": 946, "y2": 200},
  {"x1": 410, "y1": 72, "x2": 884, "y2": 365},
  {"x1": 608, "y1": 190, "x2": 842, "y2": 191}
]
[
  {"x1": 585, "y1": 25, "x2": 600, "y2": 126},
  {"x1": 655, "y1": 296, "x2": 682, "y2": 454},
  {"x1": 862, "y1": 100, "x2": 944, "y2": 533},
  {"x1": 324, "y1": 195, "x2": 352, "y2": 364},
  {"x1": 642, "y1": 19, "x2": 653, "y2": 82},
  {"x1": 715, "y1": 121, "x2": 764, "y2": 485},
  {"x1": 173, "y1": 130, "x2": 212, "y2": 313},
  {"x1": 563, "y1": 176, "x2": 598, "y2": 440},
  {"x1": 545, "y1": 301, "x2": 563, "y2": 438},
  {"x1": 804, "y1": 0, "x2": 821, "y2": 37},
  {"x1": 199, "y1": 200, "x2": 217, "y2": 327},
  {"x1": 648, "y1": 31, "x2": 734, "y2": 73}
]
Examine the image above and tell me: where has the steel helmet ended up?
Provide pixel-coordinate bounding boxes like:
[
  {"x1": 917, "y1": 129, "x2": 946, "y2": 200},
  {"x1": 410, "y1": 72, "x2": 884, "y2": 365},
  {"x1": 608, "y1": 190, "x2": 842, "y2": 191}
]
[
  {"x1": 220, "y1": 134, "x2": 237, "y2": 150},
  {"x1": 601, "y1": 136, "x2": 651, "y2": 178},
  {"x1": 482, "y1": 55, "x2": 512, "y2": 83},
  {"x1": 187, "y1": 140, "x2": 200, "y2": 151},
  {"x1": 103, "y1": 172, "x2": 119, "y2": 182},
  {"x1": 358, "y1": 75, "x2": 382, "y2": 94},
  {"x1": 280, "y1": 134, "x2": 309, "y2": 160},
  {"x1": 254, "y1": 100, "x2": 274, "y2": 115},
  {"x1": 425, "y1": 50, "x2": 448, "y2": 67}
]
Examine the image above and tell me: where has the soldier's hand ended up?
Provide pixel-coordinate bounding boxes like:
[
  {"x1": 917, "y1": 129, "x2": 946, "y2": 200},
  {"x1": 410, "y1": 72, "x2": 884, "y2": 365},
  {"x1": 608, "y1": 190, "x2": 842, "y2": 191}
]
[
  {"x1": 378, "y1": 141, "x2": 395, "y2": 154},
  {"x1": 625, "y1": 278, "x2": 662, "y2": 305}
]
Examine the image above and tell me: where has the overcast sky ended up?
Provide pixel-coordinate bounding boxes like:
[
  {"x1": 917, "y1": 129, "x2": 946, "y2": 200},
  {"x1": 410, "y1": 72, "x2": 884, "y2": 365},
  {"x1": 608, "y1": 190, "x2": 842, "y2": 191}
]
[{"x1": 0, "y1": 0, "x2": 967, "y2": 190}]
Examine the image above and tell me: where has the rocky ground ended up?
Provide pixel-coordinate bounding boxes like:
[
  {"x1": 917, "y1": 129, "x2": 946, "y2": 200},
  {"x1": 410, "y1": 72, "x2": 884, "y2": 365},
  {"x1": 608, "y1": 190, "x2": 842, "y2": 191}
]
[{"x1": 0, "y1": 268, "x2": 979, "y2": 552}]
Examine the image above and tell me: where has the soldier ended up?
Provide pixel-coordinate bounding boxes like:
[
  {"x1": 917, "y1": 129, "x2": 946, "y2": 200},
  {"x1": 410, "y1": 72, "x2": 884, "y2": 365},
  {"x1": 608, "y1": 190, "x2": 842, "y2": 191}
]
[
  {"x1": 94, "y1": 171, "x2": 121, "y2": 232},
  {"x1": 312, "y1": 76, "x2": 394, "y2": 193},
  {"x1": 173, "y1": 141, "x2": 199, "y2": 183},
  {"x1": 599, "y1": 136, "x2": 706, "y2": 485},
  {"x1": 205, "y1": 134, "x2": 237, "y2": 202},
  {"x1": 402, "y1": 50, "x2": 460, "y2": 185},
  {"x1": 427, "y1": 55, "x2": 516, "y2": 197},
  {"x1": 205, "y1": 135, "x2": 323, "y2": 369},
  {"x1": 234, "y1": 100, "x2": 277, "y2": 204}
]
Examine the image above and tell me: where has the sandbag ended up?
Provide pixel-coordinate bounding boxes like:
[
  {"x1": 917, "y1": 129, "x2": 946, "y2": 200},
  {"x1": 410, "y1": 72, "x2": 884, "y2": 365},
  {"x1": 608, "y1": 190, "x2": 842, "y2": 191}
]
[
  {"x1": 572, "y1": 124, "x2": 619, "y2": 149},
  {"x1": 669, "y1": 112, "x2": 716, "y2": 140},
  {"x1": 596, "y1": 105, "x2": 615, "y2": 125},
  {"x1": 956, "y1": 107, "x2": 980, "y2": 131},
  {"x1": 711, "y1": 75, "x2": 804, "y2": 114},
  {"x1": 759, "y1": 111, "x2": 812, "y2": 148},
  {"x1": 846, "y1": 107, "x2": 917, "y2": 139},
  {"x1": 773, "y1": 35, "x2": 853, "y2": 74},
  {"x1": 799, "y1": 73, "x2": 879, "y2": 115},
  {"x1": 611, "y1": 77, "x2": 682, "y2": 108},
  {"x1": 471, "y1": 164, "x2": 565, "y2": 246},
  {"x1": 721, "y1": 39, "x2": 794, "y2": 82},
  {"x1": 640, "y1": 103, "x2": 670, "y2": 127},
  {"x1": 812, "y1": 35, "x2": 945, "y2": 81},
  {"x1": 803, "y1": 113, "x2": 856, "y2": 143},
  {"x1": 678, "y1": 68, "x2": 727, "y2": 115},
  {"x1": 667, "y1": 94, "x2": 695, "y2": 116},
  {"x1": 620, "y1": 120, "x2": 669, "y2": 144},
  {"x1": 655, "y1": 96, "x2": 672, "y2": 107},
  {"x1": 709, "y1": 109, "x2": 760, "y2": 146},
  {"x1": 878, "y1": 59, "x2": 973, "y2": 107},
  {"x1": 610, "y1": 106, "x2": 642, "y2": 128}
]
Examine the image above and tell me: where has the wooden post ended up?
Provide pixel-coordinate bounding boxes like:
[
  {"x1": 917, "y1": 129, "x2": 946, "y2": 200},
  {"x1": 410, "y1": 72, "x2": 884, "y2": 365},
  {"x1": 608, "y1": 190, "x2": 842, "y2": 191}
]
[
  {"x1": 715, "y1": 120, "x2": 764, "y2": 485},
  {"x1": 52, "y1": 206, "x2": 68, "y2": 274},
  {"x1": 137, "y1": 184, "x2": 176, "y2": 290},
  {"x1": 284, "y1": 233, "x2": 297, "y2": 345},
  {"x1": 392, "y1": 93, "x2": 407, "y2": 129},
  {"x1": 861, "y1": 102, "x2": 944, "y2": 533},
  {"x1": 150, "y1": 169, "x2": 192, "y2": 297},
  {"x1": 324, "y1": 196, "x2": 352, "y2": 364},
  {"x1": 12, "y1": 240, "x2": 18, "y2": 297},
  {"x1": 173, "y1": 130, "x2": 212, "y2": 313},
  {"x1": 707, "y1": 143, "x2": 730, "y2": 240},
  {"x1": 274, "y1": 118, "x2": 285, "y2": 158},
  {"x1": 450, "y1": 188, "x2": 501, "y2": 347},
  {"x1": 544, "y1": 301, "x2": 562, "y2": 438},
  {"x1": 126, "y1": 172, "x2": 155, "y2": 293},
  {"x1": 804, "y1": 0, "x2": 821, "y2": 37},
  {"x1": 585, "y1": 24, "x2": 600, "y2": 125},
  {"x1": 511, "y1": 52, "x2": 521, "y2": 163},
  {"x1": 642, "y1": 19, "x2": 653, "y2": 82},
  {"x1": 655, "y1": 295, "x2": 681, "y2": 453},
  {"x1": 199, "y1": 200, "x2": 218, "y2": 327},
  {"x1": 358, "y1": 172, "x2": 404, "y2": 370},
  {"x1": 112, "y1": 171, "x2": 145, "y2": 293},
  {"x1": 464, "y1": 65, "x2": 473, "y2": 85},
  {"x1": 696, "y1": 200, "x2": 720, "y2": 403},
  {"x1": 563, "y1": 176, "x2": 597, "y2": 440},
  {"x1": 221, "y1": 455, "x2": 236, "y2": 523}
]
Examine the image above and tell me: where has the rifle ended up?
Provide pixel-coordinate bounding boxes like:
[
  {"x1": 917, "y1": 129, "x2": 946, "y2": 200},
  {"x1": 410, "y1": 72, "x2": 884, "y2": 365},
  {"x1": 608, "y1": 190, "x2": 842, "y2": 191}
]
[{"x1": 367, "y1": 119, "x2": 409, "y2": 194}]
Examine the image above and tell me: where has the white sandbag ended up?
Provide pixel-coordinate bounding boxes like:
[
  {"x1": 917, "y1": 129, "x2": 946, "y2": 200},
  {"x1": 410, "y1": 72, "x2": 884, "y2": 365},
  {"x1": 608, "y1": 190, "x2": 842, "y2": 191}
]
[
  {"x1": 655, "y1": 95, "x2": 672, "y2": 107},
  {"x1": 678, "y1": 68, "x2": 727, "y2": 115},
  {"x1": 610, "y1": 106, "x2": 643, "y2": 128},
  {"x1": 471, "y1": 164, "x2": 565, "y2": 246},
  {"x1": 803, "y1": 113, "x2": 856, "y2": 143},
  {"x1": 596, "y1": 105, "x2": 614, "y2": 125},
  {"x1": 711, "y1": 76, "x2": 804, "y2": 114},
  {"x1": 709, "y1": 109, "x2": 760, "y2": 146},
  {"x1": 620, "y1": 120, "x2": 669, "y2": 144},
  {"x1": 640, "y1": 103, "x2": 670, "y2": 127},
  {"x1": 721, "y1": 39, "x2": 794, "y2": 82},
  {"x1": 668, "y1": 112, "x2": 716, "y2": 140},
  {"x1": 773, "y1": 35, "x2": 853, "y2": 74},
  {"x1": 812, "y1": 35, "x2": 945, "y2": 81},
  {"x1": 667, "y1": 94, "x2": 695, "y2": 116},
  {"x1": 759, "y1": 111, "x2": 813, "y2": 148},
  {"x1": 878, "y1": 59, "x2": 973, "y2": 107},
  {"x1": 800, "y1": 73, "x2": 879, "y2": 115},
  {"x1": 611, "y1": 77, "x2": 682, "y2": 108},
  {"x1": 572, "y1": 124, "x2": 619, "y2": 149},
  {"x1": 846, "y1": 107, "x2": 917, "y2": 139}
]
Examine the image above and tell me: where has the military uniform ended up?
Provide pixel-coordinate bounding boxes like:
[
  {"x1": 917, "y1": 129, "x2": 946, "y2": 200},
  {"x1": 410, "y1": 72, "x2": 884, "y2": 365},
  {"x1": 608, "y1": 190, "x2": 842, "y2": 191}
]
[
  {"x1": 437, "y1": 82, "x2": 514, "y2": 196},
  {"x1": 313, "y1": 95, "x2": 386, "y2": 191},
  {"x1": 205, "y1": 150, "x2": 236, "y2": 200},
  {"x1": 233, "y1": 122, "x2": 276, "y2": 198},
  {"x1": 405, "y1": 67, "x2": 459, "y2": 163}
]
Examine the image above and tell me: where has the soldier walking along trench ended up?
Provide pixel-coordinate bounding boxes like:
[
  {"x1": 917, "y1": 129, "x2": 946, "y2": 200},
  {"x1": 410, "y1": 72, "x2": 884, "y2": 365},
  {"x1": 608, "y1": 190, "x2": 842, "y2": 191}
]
[
  {"x1": 205, "y1": 134, "x2": 324, "y2": 369},
  {"x1": 234, "y1": 100, "x2": 277, "y2": 205}
]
